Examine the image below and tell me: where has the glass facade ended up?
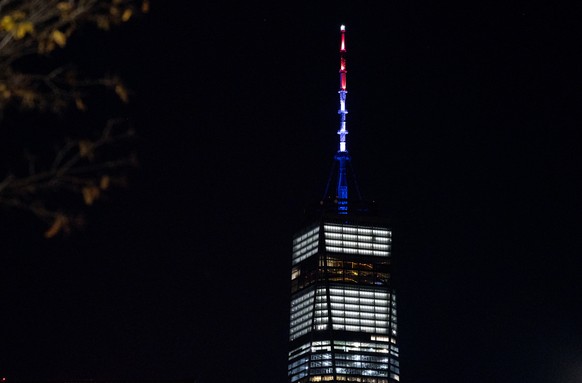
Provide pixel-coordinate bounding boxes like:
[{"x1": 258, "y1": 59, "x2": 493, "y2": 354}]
[
  {"x1": 293, "y1": 225, "x2": 320, "y2": 265},
  {"x1": 288, "y1": 220, "x2": 399, "y2": 383},
  {"x1": 324, "y1": 224, "x2": 391, "y2": 257}
]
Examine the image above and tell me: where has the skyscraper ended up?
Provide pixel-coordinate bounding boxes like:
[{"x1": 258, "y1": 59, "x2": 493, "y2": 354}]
[{"x1": 287, "y1": 26, "x2": 400, "y2": 383}]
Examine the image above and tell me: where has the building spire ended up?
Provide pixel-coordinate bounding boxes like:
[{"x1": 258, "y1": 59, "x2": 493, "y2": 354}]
[
  {"x1": 338, "y1": 24, "x2": 348, "y2": 153},
  {"x1": 336, "y1": 24, "x2": 350, "y2": 214}
]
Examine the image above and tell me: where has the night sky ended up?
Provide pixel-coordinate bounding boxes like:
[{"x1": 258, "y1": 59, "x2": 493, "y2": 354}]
[{"x1": 2, "y1": 2, "x2": 581, "y2": 383}]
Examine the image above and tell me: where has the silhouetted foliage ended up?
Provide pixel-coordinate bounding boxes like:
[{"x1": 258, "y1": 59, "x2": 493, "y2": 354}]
[{"x1": 0, "y1": 0, "x2": 148, "y2": 237}]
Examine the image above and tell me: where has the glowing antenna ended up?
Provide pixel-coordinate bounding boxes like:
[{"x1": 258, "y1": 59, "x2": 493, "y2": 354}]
[
  {"x1": 336, "y1": 24, "x2": 349, "y2": 213},
  {"x1": 338, "y1": 25, "x2": 348, "y2": 153}
]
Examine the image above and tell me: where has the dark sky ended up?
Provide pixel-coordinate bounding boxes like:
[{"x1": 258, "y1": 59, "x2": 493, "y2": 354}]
[{"x1": 2, "y1": 2, "x2": 581, "y2": 383}]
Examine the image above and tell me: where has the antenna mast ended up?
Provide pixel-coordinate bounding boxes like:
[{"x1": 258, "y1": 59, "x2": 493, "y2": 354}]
[
  {"x1": 336, "y1": 24, "x2": 350, "y2": 213},
  {"x1": 338, "y1": 24, "x2": 348, "y2": 153}
]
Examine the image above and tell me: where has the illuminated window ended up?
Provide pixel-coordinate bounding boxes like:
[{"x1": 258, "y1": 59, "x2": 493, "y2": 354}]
[
  {"x1": 323, "y1": 223, "x2": 391, "y2": 257},
  {"x1": 292, "y1": 266, "x2": 301, "y2": 280},
  {"x1": 290, "y1": 289, "x2": 316, "y2": 340},
  {"x1": 293, "y1": 226, "x2": 320, "y2": 264}
]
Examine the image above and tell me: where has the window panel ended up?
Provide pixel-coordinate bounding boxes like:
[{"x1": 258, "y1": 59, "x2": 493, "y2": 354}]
[
  {"x1": 292, "y1": 226, "x2": 320, "y2": 265},
  {"x1": 323, "y1": 223, "x2": 391, "y2": 257}
]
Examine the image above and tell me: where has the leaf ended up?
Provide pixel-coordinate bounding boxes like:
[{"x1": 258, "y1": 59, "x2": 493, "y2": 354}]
[
  {"x1": 0, "y1": 82, "x2": 11, "y2": 99},
  {"x1": 19, "y1": 90, "x2": 37, "y2": 108},
  {"x1": 82, "y1": 186, "x2": 100, "y2": 205},
  {"x1": 75, "y1": 97, "x2": 87, "y2": 111},
  {"x1": 51, "y1": 30, "x2": 67, "y2": 47},
  {"x1": 0, "y1": 16, "x2": 15, "y2": 31},
  {"x1": 96, "y1": 16, "x2": 110, "y2": 30},
  {"x1": 11, "y1": 11, "x2": 26, "y2": 21},
  {"x1": 56, "y1": 2, "x2": 72, "y2": 12},
  {"x1": 39, "y1": 40, "x2": 56, "y2": 54},
  {"x1": 44, "y1": 214, "x2": 68, "y2": 238},
  {"x1": 15, "y1": 22, "x2": 34, "y2": 39},
  {"x1": 114, "y1": 84, "x2": 129, "y2": 103},
  {"x1": 122, "y1": 9, "x2": 132, "y2": 22},
  {"x1": 78, "y1": 140, "x2": 93, "y2": 158},
  {"x1": 99, "y1": 175, "x2": 111, "y2": 190}
]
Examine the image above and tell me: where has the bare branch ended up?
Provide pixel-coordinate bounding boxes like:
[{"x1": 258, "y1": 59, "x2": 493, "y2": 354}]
[
  {"x1": 0, "y1": 0, "x2": 146, "y2": 111},
  {"x1": 0, "y1": 119, "x2": 136, "y2": 229},
  {"x1": 0, "y1": 0, "x2": 146, "y2": 236}
]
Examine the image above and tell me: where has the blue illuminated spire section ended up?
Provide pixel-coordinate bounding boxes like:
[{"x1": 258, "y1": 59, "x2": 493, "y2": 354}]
[{"x1": 336, "y1": 24, "x2": 350, "y2": 214}]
